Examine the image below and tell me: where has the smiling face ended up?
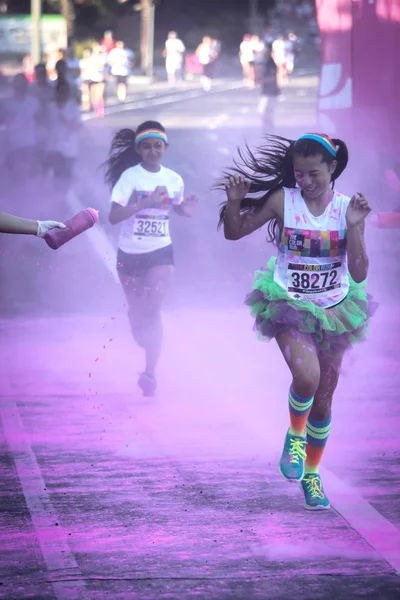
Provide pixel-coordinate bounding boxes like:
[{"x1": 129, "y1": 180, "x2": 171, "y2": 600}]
[
  {"x1": 293, "y1": 153, "x2": 337, "y2": 200},
  {"x1": 137, "y1": 137, "x2": 167, "y2": 169}
]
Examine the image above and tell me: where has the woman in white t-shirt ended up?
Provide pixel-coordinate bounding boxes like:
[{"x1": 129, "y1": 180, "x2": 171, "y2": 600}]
[
  {"x1": 107, "y1": 41, "x2": 135, "y2": 102},
  {"x1": 104, "y1": 121, "x2": 198, "y2": 397},
  {"x1": 272, "y1": 35, "x2": 288, "y2": 87},
  {"x1": 196, "y1": 36, "x2": 216, "y2": 91},
  {"x1": 163, "y1": 32, "x2": 185, "y2": 85},
  {"x1": 239, "y1": 34, "x2": 255, "y2": 88},
  {"x1": 79, "y1": 44, "x2": 106, "y2": 117}
]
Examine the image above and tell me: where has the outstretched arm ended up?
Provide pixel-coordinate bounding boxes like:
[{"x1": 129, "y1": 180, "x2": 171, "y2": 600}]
[{"x1": 0, "y1": 211, "x2": 65, "y2": 236}]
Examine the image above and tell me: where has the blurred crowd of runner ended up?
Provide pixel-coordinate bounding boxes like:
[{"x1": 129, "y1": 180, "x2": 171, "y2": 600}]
[
  {"x1": 0, "y1": 0, "x2": 319, "y2": 189},
  {"x1": 0, "y1": 64, "x2": 82, "y2": 189},
  {"x1": 0, "y1": 31, "x2": 136, "y2": 190}
]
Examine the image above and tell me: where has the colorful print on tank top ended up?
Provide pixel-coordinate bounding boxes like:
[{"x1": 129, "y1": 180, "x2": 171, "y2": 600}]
[
  {"x1": 273, "y1": 188, "x2": 350, "y2": 308},
  {"x1": 280, "y1": 227, "x2": 347, "y2": 258}
]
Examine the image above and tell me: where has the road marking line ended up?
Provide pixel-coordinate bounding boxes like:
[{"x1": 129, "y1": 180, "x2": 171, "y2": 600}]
[
  {"x1": 81, "y1": 81, "x2": 243, "y2": 122},
  {"x1": 0, "y1": 399, "x2": 89, "y2": 599},
  {"x1": 82, "y1": 82, "x2": 243, "y2": 121},
  {"x1": 295, "y1": 68, "x2": 319, "y2": 76},
  {"x1": 321, "y1": 467, "x2": 400, "y2": 574}
]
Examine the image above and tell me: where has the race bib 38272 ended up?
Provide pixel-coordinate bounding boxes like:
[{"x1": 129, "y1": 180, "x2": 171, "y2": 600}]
[{"x1": 287, "y1": 261, "x2": 342, "y2": 300}]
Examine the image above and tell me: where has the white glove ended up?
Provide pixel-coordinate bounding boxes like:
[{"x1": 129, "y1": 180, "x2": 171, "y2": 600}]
[{"x1": 36, "y1": 220, "x2": 66, "y2": 238}]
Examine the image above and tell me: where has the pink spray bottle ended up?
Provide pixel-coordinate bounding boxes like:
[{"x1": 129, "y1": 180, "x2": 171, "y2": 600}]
[{"x1": 44, "y1": 208, "x2": 99, "y2": 250}]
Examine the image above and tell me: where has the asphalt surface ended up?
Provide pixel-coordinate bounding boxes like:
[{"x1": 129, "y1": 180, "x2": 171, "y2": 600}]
[{"x1": 0, "y1": 74, "x2": 399, "y2": 600}]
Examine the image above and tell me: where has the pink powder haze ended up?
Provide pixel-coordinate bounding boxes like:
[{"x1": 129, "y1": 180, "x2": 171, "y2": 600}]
[{"x1": 0, "y1": 33, "x2": 399, "y2": 600}]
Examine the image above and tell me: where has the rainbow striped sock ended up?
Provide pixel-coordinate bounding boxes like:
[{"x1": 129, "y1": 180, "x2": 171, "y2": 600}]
[
  {"x1": 305, "y1": 414, "x2": 332, "y2": 474},
  {"x1": 288, "y1": 386, "x2": 314, "y2": 437}
]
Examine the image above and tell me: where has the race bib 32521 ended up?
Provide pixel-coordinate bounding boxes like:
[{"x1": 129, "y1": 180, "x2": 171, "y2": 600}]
[{"x1": 133, "y1": 214, "x2": 169, "y2": 238}]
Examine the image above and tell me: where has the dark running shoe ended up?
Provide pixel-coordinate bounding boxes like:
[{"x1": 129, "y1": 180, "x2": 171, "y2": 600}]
[{"x1": 138, "y1": 372, "x2": 157, "y2": 397}]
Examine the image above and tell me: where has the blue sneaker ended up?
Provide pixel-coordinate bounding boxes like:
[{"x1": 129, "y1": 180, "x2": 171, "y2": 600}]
[
  {"x1": 138, "y1": 372, "x2": 157, "y2": 397},
  {"x1": 279, "y1": 429, "x2": 307, "y2": 482},
  {"x1": 301, "y1": 473, "x2": 330, "y2": 510}
]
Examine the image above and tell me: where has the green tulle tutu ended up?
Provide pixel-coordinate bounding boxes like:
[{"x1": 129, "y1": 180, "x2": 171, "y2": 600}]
[{"x1": 245, "y1": 257, "x2": 377, "y2": 352}]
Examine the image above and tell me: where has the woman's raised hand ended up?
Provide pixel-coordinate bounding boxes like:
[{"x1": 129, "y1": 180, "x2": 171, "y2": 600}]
[{"x1": 225, "y1": 175, "x2": 250, "y2": 204}]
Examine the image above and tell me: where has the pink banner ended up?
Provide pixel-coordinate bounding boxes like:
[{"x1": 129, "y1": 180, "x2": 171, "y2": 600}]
[
  {"x1": 352, "y1": 0, "x2": 400, "y2": 161},
  {"x1": 316, "y1": 0, "x2": 400, "y2": 162},
  {"x1": 316, "y1": 0, "x2": 353, "y2": 139}
]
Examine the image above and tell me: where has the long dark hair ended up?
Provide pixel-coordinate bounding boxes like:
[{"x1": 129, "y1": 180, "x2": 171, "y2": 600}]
[
  {"x1": 217, "y1": 134, "x2": 349, "y2": 243},
  {"x1": 103, "y1": 120, "x2": 167, "y2": 188}
]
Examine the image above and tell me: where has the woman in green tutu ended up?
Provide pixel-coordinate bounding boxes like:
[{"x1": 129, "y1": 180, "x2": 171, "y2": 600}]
[{"x1": 219, "y1": 133, "x2": 375, "y2": 510}]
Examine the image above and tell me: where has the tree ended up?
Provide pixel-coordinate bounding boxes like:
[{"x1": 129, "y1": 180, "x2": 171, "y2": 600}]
[
  {"x1": 46, "y1": 1, "x2": 117, "y2": 39},
  {"x1": 60, "y1": 0, "x2": 74, "y2": 38}
]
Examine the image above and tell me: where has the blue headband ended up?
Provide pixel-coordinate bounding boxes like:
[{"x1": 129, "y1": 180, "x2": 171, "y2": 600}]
[
  {"x1": 135, "y1": 129, "x2": 168, "y2": 146},
  {"x1": 295, "y1": 134, "x2": 337, "y2": 157}
]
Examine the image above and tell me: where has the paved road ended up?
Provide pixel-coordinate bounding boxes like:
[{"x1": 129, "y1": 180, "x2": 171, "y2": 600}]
[{"x1": 0, "y1": 75, "x2": 399, "y2": 600}]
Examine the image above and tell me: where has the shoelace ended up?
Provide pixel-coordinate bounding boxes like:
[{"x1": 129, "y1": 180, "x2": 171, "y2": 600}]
[
  {"x1": 289, "y1": 438, "x2": 307, "y2": 464},
  {"x1": 304, "y1": 475, "x2": 325, "y2": 499}
]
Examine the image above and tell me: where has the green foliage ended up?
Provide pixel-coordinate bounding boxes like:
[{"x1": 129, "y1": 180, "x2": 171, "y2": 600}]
[
  {"x1": 46, "y1": 0, "x2": 118, "y2": 16},
  {"x1": 78, "y1": 0, "x2": 118, "y2": 16},
  {"x1": 46, "y1": 0, "x2": 61, "y2": 9}
]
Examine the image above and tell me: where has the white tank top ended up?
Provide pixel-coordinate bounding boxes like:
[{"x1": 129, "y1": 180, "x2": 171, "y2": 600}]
[{"x1": 274, "y1": 187, "x2": 351, "y2": 309}]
